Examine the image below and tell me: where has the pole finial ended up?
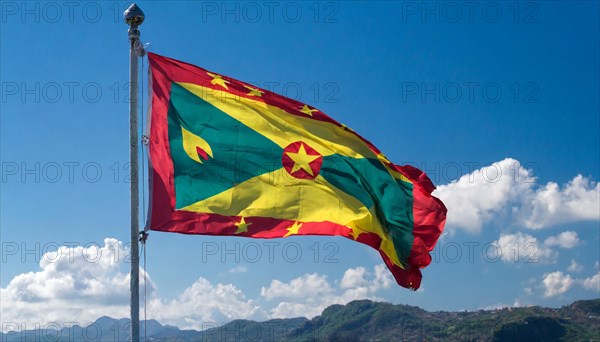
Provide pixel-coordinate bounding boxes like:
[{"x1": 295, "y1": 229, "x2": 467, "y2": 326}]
[{"x1": 124, "y1": 3, "x2": 145, "y2": 27}]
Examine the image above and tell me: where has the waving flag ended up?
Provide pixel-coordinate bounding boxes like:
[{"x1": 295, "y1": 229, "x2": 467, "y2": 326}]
[{"x1": 146, "y1": 53, "x2": 446, "y2": 289}]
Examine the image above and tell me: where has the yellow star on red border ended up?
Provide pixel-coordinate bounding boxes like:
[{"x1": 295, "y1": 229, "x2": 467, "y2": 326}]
[
  {"x1": 300, "y1": 105, "x2": 318, "y2": 116},
  {"x1": 284, "y1": 221, "x2": 302, "y2": 237},
  {"x1": 348, "y1": 225, "x2": 369, "y2": 240},
  {"x1": 243, "y1": 85, "x2": 264, "y2": 97},
  {"x1": 207, "y1": 72, "x2": 230, "y2": 90},
  {"x1": 234, "y1": 217, "x2": 252, "y2": 234}
]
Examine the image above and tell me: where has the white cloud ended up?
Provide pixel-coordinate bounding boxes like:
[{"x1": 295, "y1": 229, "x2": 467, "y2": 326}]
[
  {"x1": 372, "y1": 264, "x2": 393, "y2": 290},
  {"x1": 148, "y1": 278, "x2": 266, "y2": 330},
  {"x1": 521, "y1": 175, "x2": 600, "y2": 229},
  {"x1": 260, "y1": 273, "x2": 334, "y2": 301},
  {"x1": 434, "y1": 158, "x2": 530, "y2": 234},
  {"x1": 492, "y1": 231, "x2": 580, "y2": 264},
  {"x1": 567, "y1": 260, "x2": 583, "y2": 273},
  {"x1": 494, "y1": 232, "x2": 555, "y2": 263},
  {"x1": 539, "y1": 270, "x2": 600, "y2": 297},
  {"x1": 227, "y1": 266, "x2": 248, "y2": 274},
  {"x1": 262, "y1": 265, "x2": 392, "y2": 319},
  {"x1": 0, "y1": 240, "x2": 263, "y2": 332},
  {"x1": 482, "y1": 300, "x2": 523, "y2": 310},
  {"x1": 1, "y1": 239, "x2": 394, "y2": 331},
  {"x1": 581, "y1": 272, "x2": 600, "y2": 292},
  {"x1": 434, "y1": 159, "x2": 599, "y2": 233},
  {"x1": 543, "y1": 231, "x2": 580, "y2": 249},
  {"x1": 542, "y1": 271, "x2": 573, "y2": 297},
  {"x1": 0, "y1": 238, "x2": 153, "y2": 329},
  {"x1": 340, "y1": 266, "x2": 368, "y2": 289}
]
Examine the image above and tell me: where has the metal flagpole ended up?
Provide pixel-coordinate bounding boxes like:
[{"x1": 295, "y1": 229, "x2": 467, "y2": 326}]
[{"x1": 124, "y1": 3, "x2": 144, "y2": 342}]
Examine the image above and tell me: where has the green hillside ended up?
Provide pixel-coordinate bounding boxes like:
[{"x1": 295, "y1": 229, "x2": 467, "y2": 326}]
[{"x1": 2, "y1": 299, "x2": 598, "y2": 341}]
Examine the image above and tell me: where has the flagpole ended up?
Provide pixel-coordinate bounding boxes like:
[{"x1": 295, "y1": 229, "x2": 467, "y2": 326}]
[{"x1": 124, "y1": 3, "x2": 144, "y2": 342}]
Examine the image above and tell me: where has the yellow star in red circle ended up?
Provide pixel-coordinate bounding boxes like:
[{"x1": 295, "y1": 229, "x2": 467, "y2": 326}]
[{"x1": 285, "y1": 143, "x2": 320, "y2": 176}]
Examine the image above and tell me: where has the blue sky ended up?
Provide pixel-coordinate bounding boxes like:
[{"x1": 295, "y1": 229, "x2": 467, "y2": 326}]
[{"x1": 1, "y1": 0, "x2": 599, "y2": 331}]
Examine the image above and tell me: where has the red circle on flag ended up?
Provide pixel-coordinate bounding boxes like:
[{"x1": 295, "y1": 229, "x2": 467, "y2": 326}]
[{"x1": 282, "y1": 141, "x2": 323, "y2": 180}]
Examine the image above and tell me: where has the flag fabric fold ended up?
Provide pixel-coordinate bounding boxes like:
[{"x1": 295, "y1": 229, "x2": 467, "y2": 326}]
[{"x1": 146, "y1": 52, "x2": 447, "y2": 290}]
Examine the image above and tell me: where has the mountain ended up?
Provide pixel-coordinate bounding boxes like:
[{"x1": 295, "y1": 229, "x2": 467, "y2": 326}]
[{"x1": 2, "y1": 299, "x2": 598, "y2": 341}]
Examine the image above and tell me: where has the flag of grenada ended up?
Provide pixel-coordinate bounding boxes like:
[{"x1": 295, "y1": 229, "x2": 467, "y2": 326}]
[{"x1": 146, "y1": 53, "x2": 447, "y2": 290}]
